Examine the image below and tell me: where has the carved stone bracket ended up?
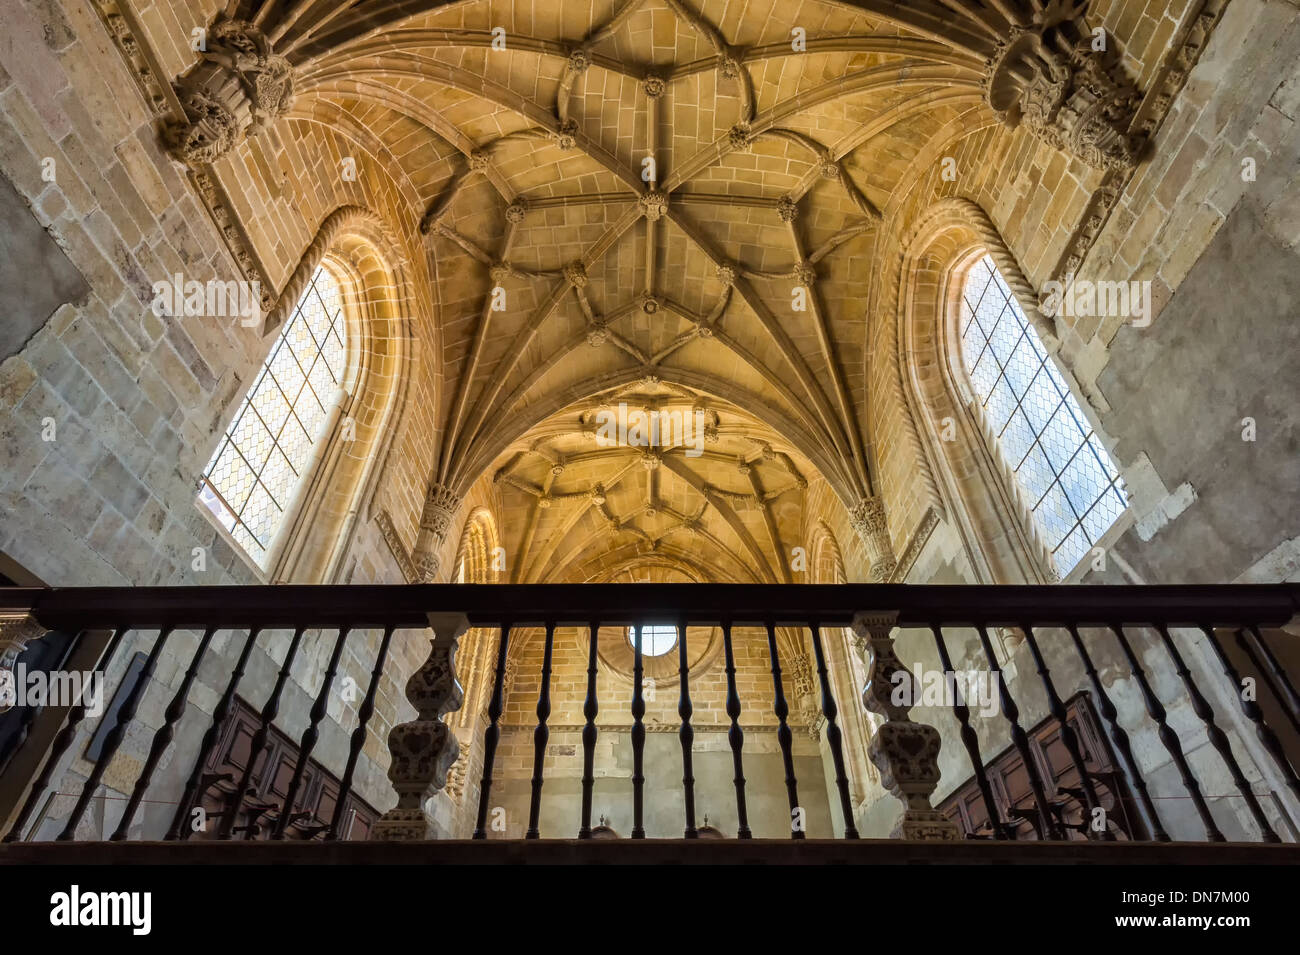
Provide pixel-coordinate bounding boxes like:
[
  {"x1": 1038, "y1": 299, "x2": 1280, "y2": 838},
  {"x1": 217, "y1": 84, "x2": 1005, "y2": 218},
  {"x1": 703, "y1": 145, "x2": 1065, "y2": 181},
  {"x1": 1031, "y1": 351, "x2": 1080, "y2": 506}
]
[
  {"x1": 165, "y1": 18, "x2": 294, "y2": 166},
  {"x1": 853, "y1": 611, "x2": 959, "y2": 840},
  {"x1": 848, "y1": 497, "x2": 898, "y2": 583},
  {"x1": 411, "y1": 483, "x2": 463, "y2": 583},
  {"x1": 984, "y1": 10, "x2": 1144, "y2": 172},
  {"x1": 373, "y1": 613, "x2": 468, "y2": 840},
  {"x1": 1, "y1": 613, "x2": 50, "y2": 713}
]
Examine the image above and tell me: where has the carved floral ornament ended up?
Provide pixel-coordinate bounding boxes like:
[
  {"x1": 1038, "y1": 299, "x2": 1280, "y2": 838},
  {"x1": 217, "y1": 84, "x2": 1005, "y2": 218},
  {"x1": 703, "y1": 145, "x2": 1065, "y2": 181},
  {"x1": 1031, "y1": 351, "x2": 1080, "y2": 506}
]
[
  {"x1": 983, "y1": 12, "x2": 1144, "y2": 172},
  {"x1": 166, "y1": 19, "x2": 294, "y2": 166}
]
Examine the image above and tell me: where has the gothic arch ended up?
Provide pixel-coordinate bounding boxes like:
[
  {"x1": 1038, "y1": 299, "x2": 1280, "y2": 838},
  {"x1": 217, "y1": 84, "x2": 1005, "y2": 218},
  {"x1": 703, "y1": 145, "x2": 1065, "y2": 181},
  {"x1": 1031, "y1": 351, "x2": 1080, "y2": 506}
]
[
  {"x1": 887, "y1": 197, "x2": 1106, "y2": 584},
  {"x1": 265, "y1": 206, "x2": 418, "y2": 583}
]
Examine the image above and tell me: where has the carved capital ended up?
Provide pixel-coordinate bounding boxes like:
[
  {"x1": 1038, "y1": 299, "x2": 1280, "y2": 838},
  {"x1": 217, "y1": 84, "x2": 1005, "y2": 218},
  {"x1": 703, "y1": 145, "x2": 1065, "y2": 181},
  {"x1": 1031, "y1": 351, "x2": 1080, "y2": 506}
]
[
  {"x1": 165, "y1": 19, "x2": 294, "y2": 166},
  {"x1": 849, "y1": 497, "x2": 897, "y2": 582},
  {"x1": 412, "y1": 483, "x2": 462, "y2": 583},
  {"x1": 373, "y1": 613, "x2": 468, "y2": 841},
  {"x1": 984, "y1": 18, "x2": 1143, "y2": 172},
  {"x1": 1, "y1": 613, "x2": 49, "y2": 713}
]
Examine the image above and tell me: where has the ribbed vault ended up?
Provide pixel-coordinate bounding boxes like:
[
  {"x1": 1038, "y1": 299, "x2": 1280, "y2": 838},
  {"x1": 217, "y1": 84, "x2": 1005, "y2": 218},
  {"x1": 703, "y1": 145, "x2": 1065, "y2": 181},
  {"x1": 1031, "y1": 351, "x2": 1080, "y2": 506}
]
[{"x1": 165, "y1": 0, "x2": 1154, "y2": 582}]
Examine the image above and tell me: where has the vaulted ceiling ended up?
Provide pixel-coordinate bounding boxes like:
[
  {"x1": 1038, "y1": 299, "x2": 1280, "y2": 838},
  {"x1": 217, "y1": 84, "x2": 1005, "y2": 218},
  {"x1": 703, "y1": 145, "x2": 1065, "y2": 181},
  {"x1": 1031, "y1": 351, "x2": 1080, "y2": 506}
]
[{"x1": 152, "y1": 0, "x2": 1152, "y2": 582}]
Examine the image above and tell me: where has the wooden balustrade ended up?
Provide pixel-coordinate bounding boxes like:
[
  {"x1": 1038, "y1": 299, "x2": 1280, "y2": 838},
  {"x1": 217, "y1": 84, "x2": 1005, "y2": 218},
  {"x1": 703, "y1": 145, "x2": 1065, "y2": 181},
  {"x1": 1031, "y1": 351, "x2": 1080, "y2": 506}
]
[{"x1": 0, "y1": 583, "x2": 1297, "y2": 846}]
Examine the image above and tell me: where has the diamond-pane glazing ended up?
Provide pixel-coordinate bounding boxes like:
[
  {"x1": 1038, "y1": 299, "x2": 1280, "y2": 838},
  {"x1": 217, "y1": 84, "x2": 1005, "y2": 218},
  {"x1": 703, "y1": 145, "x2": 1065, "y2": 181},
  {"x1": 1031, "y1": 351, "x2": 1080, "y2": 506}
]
[
  {"x1": 197, "y1": 265, "x2": 347, "y2": 564},
  {"x1": 957, "y1": 254, "x2": 1127, "y2": 574}
]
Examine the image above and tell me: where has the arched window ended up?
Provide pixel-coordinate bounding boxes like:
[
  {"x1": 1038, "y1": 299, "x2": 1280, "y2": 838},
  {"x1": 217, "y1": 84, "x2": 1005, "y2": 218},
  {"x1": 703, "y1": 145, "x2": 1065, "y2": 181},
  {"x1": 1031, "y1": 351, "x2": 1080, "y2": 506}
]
[
  {"x1": 198, "y1": 265, "x2": 348, "y2": 565},
  {"x1": 957, "y1": 253, "x2": 1127, "y2": 573}
]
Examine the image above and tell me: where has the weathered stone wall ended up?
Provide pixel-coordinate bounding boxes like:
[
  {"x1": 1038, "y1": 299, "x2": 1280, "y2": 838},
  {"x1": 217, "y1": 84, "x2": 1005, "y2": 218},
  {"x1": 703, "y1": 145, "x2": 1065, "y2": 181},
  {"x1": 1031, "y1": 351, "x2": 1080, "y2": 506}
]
[{"x1": 0, "y1": 0, "x2": 437, "y2": 831}]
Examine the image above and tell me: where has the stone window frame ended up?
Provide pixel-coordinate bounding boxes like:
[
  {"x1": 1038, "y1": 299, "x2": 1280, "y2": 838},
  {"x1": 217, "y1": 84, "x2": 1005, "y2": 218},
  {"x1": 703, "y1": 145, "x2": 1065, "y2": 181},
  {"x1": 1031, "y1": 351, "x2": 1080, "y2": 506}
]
[
  {"x1": 196, "y1": 261, "x2": 352, "y2": 570},
  {"x1": 194, "y1": 207, "x2": 413, "y2": 584},
  {"x1": 894, "y1": 198, "x2": 1132, "y2": 586}
]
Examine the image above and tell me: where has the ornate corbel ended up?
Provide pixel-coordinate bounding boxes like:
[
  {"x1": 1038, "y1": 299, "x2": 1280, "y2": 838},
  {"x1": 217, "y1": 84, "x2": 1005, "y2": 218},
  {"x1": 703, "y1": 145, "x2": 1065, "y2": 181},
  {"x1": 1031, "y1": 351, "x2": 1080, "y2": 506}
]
[
  {"x1": 411, "y1": 483, "x2": 463, "y2": 583},
  {"x1": 164, "y1": 18, "x2": 294, "y2": 166},
  {"x1": 853, "y1": 612, "x2": 959, "y2": 840},
  {"x1": 849, "y1": 497, "x2": 898, "y2": 583},
  {"x1": 983, "y1": 5, "x2": 1144, "y2": 172},
  {"x1": 1, "y1": 613, "x2": 50, "y2": 713},
  {"x1": 373, "y1": 613, "x2": 468, "y2": 840}
]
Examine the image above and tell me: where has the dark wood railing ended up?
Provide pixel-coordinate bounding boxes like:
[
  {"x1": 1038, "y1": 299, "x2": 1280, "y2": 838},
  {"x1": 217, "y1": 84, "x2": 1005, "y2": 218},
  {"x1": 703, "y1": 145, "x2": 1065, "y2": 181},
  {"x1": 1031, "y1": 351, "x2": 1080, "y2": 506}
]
[{"x1": 1, "y1": 583, "x2": 1298, "y2": 848}]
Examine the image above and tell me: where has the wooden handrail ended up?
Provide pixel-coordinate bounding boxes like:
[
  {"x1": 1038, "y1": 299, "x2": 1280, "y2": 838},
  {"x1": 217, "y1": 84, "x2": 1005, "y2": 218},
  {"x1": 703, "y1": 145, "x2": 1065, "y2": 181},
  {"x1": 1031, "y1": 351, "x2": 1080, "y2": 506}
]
[{"x1": 3, "y1": 582, "x2": 1297, "y2": 630}]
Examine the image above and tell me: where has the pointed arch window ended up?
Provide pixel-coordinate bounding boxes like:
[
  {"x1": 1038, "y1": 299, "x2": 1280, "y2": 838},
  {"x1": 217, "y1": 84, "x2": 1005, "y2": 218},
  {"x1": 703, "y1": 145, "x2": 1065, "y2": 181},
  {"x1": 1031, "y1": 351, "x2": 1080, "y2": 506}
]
[
  {"x1": 198, "y1": 265, "x2": 348, "y2": 564},
  {"x1": 957, "y1": 254, "x2": 1127, "y2": 573}
]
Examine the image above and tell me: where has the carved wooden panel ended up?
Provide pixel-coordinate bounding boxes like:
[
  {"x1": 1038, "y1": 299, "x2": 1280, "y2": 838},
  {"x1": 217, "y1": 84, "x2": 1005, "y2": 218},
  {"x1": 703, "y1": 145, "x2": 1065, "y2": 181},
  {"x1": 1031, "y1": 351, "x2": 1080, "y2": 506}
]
[
  {"x1": 939, "y1": 692, "x2": 1148, "y2": 841},
  {"x1": 191, "y1": 696, "x2": 378, "y2": 840}
]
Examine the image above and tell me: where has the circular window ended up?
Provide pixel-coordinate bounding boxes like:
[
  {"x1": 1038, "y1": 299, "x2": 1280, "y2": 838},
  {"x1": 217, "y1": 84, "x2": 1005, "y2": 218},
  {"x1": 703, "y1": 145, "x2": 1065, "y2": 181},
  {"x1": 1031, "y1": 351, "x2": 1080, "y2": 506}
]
[{"x1": 628, "y1": 625, "x2": 677, "y2": 657}]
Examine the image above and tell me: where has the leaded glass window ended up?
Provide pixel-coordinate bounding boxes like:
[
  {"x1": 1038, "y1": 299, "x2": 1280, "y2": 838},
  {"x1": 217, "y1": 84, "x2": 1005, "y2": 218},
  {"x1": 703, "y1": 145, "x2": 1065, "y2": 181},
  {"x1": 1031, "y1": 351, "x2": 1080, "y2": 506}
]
[
  {"x1": 958, "y1": 254, "x2": 1127, "y2": 573},
  {"x1": 198, "y1": 265, "x2": 347, "y2": 563}
]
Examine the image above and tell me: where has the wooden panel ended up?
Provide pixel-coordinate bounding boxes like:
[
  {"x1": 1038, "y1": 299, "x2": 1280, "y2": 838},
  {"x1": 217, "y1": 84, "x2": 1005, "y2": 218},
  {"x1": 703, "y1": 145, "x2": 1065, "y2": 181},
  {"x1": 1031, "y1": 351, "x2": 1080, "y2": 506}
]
[
  {"x1": 188, "y1": 697, "x2": 378, "y2": 840},
  {"x1": 939, "y1": 692, "x2": 1149, "y2": 840}
]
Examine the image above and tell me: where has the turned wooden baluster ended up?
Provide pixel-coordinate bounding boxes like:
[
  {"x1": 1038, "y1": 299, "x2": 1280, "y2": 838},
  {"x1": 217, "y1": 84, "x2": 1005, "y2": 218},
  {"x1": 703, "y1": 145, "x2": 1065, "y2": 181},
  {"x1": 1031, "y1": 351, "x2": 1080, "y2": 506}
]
[
  {"x1": 113, "y1": 625, "x2": 217, "y2": 840},
  {"x1": 374, "y1": 613, "x2": 467, "y2": 841},
  {"x1": 677, "y1": 617, "x2": 698, "y2": 838},
  {"x1": 473, "y1": 623, "x2": 511, "y2": 839},
  {"x1": 328, "y1": 625, "x2": 394, "y2": 840},
  {"x1": 60, "y1": 626, "x2": 176, "y2": 841},
  {"x1": 579, "y1": 622, "x2": 599, "y2": 839},
  {"x1": 1110, "y1": 623, "x2": 1223, "y2": 842},
  {"x1": 855, "y1": 613, "x2": 956, "y2": 840},
  {"x1": 168, "y1": 626, "x2": 260, "y2": 840},
  {"x1": 765, "y1": 621, "x2": 802, "y2": 840},
  {"x1": 274, "y1": 625, "x2": 352, "y2": 839},
  {"x1": 974, "y1": 623, "x2": 1061, "y2": 840},
  {"x1": 930, "y1": 624, "x2": 1009, "y2": 839},
  {"x1": 1020, "y1": 623, "x2": 1110, "y2": 841},
  {"x1": 630, "y1": 623, "x2": 646, "y2": 839},
  {"x1": 526, "y1": 621, "x2": 556, "y2": 840},
  {"x1": 812, "y1": 622, "x2": 860, "y2": 839},
  {"x1": 1154, "y1": 623, "x2": 1277, "y2": 842},
  {"x1": 1066, "y1": 624, "x2": 1167, "y2": 841},
  {"x1": 1200, "y1": 625, "x2": 1300, "y2": 807},
  {"x1": 1244, "y1": 625, "x2": 1300, "y2": 735},
  {"x1": 219, "y1": 626, "x2": 306, "y2": 839},
  {"x1": 721, "y1": 620, "x2": 751, "y2": 839},
  {"x1": 4, "y1": 626, "x2": 126, "y2": 843}
]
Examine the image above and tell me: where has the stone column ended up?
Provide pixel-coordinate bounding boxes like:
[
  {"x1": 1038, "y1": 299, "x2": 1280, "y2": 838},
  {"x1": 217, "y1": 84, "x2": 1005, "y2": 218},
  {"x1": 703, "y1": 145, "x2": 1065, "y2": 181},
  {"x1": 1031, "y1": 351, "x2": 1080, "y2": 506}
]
[
  {"x1": 165, "y1": 18, "x2": 294, "y2": 166},
  {"x1": 373, "y1": 613, "x2": 468, "y2": 841},
  {"x1": 849, "y1": 497, "x2": 897, "y2": 583},
  {"x1": 411, "y1": 483, "x2": 462, "y2": 583},
  {"x1": 853, "y1": 611, "x2": 959, "y2": 840},
  {"x1": 1, "y1": 613, "x2": 48, "y2": 713}
]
